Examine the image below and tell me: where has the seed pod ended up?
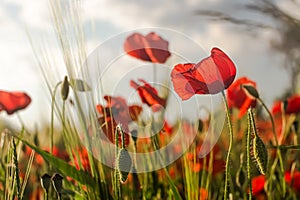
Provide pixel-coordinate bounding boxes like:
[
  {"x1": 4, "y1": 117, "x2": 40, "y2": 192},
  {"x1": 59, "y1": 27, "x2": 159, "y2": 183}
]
[
  {"x1": 40, "y1": 173, "x2": 51, "y2": 192},
  {"x1": 243, "y1": 85, "x2": 259, "y2": 99},
  {"x1": 248, "y1": 108, "x2": 268, "y2": 175},
  {"x1": 252, "y1": 134, "x2": 268, "y2": 175},
  {"x1": 51, "y1": 173, "x2": 64, "y2": 194},
  {"x1": 61, "y1": 76, "x2": 69, "y2": 101},
  {"x1": 117, "y1": 148, "x2": 132, "y2": 183}
]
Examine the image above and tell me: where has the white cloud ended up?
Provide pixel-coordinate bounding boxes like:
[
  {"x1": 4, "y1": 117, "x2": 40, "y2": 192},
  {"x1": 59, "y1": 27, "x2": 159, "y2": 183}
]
[{"x1": 0, "y1": 0, "x2": 294, "y2": 129}]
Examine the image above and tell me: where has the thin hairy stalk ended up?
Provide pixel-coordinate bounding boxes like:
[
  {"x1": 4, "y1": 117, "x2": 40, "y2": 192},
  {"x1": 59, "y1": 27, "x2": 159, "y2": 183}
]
[
  {"x1": 12, "y1": 139, "x2": 21, "y2": 200},
  {"x1": 221, "y1": 90, "x2": 234, "y2": 200},
  {"x1": 246, "y1": 109, "x2": 253, "y2": 199},
  {"x1": 114, "y1": 127, "x2": 121, "y2": 199},
  {"x1": 258, "y1": 98, "x2": 286, "y2": 195}
]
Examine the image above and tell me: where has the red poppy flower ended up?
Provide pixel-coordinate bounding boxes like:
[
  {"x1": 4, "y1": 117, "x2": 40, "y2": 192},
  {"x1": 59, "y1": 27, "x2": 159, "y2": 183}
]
[
  {"x1": 251, "y1": 175, "x2": 266, "y2": 197},
  {"x1": 124, "y1": 32, "x2": 171, "y2": 63},
  {"x1": 227, "y1": 77, "x2": 257, "y2": 118},
  {"x1": 96, "y1": 96, "x2": 142, "y2": 146},
  {"x1": 285, "y1": 171, "x2": 300, "y2": 192},
  {"x1": 171, "y1": 47, "x2": 236, "y2": 100},
  {"x1": 130, "y1": 79, "x2": 166, "y2": 112},
  {"x1": 0, "y1": 90, "x2": 31, "y2": 114},
  {"x1": 272, "y1": 95, "x2": 300, "y2": 115}
]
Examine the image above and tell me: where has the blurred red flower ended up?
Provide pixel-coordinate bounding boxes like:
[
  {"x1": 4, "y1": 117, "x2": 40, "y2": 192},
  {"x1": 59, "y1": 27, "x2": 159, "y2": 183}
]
[
  {"x1": 251, "y1": 175, "x2": 266, "y2": 197},
  {"x1": 0, "y1": 90, "x2": 31, "y2": 114},
  {"x1": 124, "y1": 32, "x2": 171, "y2": 63},
  {"x1": 227, "y1": 77, "x2": 257, "y2": 118},
  {"x1": 272, "y1": 95, "x2": 300, "y2": 115},
  {"x1": 23, "y1": 146, "x2": 69, "y2": 167},
  {"x1": 285, "y1": 170, "x2": 300, "y2": 192},
  {"x1": 130, "y1": 79, "x2": 166, "y2": 112},
  {"x1": 96, "y1": 96, "x2": 142, "y2": 146},
  {"x1": 186, "y1": 144, "x2": 225, "y2": 174},
  {"x1": 256, "y1": 115, "x2": 283, "y2": 144},
  {"x1": 199, "y1": 188, "x2": 209, "y2": 200},
  {"x1": 171, "y1": 48, "x2": 236, "y2": 100},
  {"x1": 72, "y1": 147, "x2": 91, "y2": 172}
]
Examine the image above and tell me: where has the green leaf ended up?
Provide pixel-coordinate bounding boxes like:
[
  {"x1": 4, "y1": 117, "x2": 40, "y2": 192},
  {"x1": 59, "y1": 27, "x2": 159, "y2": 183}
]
[
  {"x1": 70, "y1": 79, "x2": 91, "y2": 91},
  {"x1": 12, "y1": 135, "x2": 96, "y2": 187}
]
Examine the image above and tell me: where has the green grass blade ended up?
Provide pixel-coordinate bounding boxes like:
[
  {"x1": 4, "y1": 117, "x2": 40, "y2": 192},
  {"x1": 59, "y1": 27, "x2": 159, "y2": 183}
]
[{"x1": 12, "y1": 135, "x2": 96, "y2": 187}]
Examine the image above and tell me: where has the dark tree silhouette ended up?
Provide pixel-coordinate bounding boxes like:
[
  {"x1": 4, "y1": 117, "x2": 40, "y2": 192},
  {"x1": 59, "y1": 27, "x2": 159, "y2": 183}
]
[{"x1": 195, "y1": 0, "x2": 300, "y2": 96}]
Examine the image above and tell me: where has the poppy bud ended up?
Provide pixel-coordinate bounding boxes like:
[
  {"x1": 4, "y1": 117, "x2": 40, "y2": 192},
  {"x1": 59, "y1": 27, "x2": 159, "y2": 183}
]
[
  {"x1": 117, "y1": 148, "x2": 132, "y2": 183},
  {"x1": 61, "y1": 76, "x2": 69, "y2": 101},
  {"x1": 248, "y1": 109, "x2": 268, "y2": 175},
  {"x1": 40, "y1": 173, "x2": 51, "y2": 192},
  {"x1": 242, "y1": 85, "x2": 259, "y2": 99},
  {"x1": 51, "y1": 173, "x2": 64, "y2": 194},
  {"x1": 252, "y1": 134, "x2": 268, "y2": 175}
]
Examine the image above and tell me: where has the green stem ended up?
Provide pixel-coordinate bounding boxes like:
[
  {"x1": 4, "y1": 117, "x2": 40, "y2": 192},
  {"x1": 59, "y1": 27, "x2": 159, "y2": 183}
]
[
  {"x1": 258, "y1": 98, "x2": 286, "y2": 196},
  {"x1": 246, "y1": 109, "x2": 253, "y2": 199},
  {"x1": 12, "y1": 139, "x2": 21, "y2": 200},
  {"x1": 50, "y1": 82, "x2": 62, "y2": 154},
  {"x1": 114, "y1": 126, "x2": 120, "y2": 199},
  {"x1": 268, "y1": 145, "x2": 300, "y2": 150},
  {"x1": 258, "y1": 98, "x2": 278, "y2": 145},
  {"x1": 221, "y1": 90, "x2": 233, "y2": 200}
]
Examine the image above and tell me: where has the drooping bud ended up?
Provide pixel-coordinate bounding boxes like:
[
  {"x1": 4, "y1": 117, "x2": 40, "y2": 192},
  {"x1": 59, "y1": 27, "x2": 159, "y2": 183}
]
[
  {"x1": 61, "y1": 76, "x2": 69, "y2": 101},
  {"x1": 243, "y1": 85, "x2": 259, "y2": 99},
  {"x1": 40, "y1": 173, "x2": 51, "y2": 192},
  {"x1": 51, "y1": 173, "x2": 64, "y2": 194}
]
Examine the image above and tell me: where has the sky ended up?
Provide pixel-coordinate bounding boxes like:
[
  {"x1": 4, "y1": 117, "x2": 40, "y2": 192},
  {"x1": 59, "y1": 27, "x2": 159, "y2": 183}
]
[{"x1": 0, "y1": 0, "x2": 298, "y2": 130}]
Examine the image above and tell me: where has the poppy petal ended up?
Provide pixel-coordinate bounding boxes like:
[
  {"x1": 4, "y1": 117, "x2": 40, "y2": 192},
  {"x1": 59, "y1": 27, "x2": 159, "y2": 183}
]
[
  {"x1": 272, "y1": 95, "x2": 300, "y2": 115},
  {"x1": 171, "y1": 48, "x2": 236, "y2": 100},
  {"x1": 0, "y1": 91, "x2": 31, "y2": 115},
  {"x1": 144, "y1": 32, "x2": 171, "y2": 63},
  {"x1": 227, "y1": 77, "x2": 257, "y2": 118},
  {"x1": 211, "y1": 47, "x2": 236, "y2": 89},
  {"x1": 130, "y1": 79, "x2": 166, "y2": 111},
  {"x1": 124, "y1": 33, "x2": 150, "y2": 62},
  {"x1": 124, "y1": 32, "x2": 171, "y2": 63}
]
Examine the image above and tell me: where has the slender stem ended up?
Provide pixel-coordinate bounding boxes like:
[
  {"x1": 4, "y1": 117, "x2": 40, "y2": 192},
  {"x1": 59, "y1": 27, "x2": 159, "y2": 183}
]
[
  {"x1": 258, "y1": 98, "x2": 278, "y2": 145},
  {"x1": 246, "y1": 109, "x2": 253, "y2": 199},
  {"x1": 12, "y1": 139, "x2": 21, "y2": 200},
  {"x1": 114, "y1": 126, "x2": 120, "y2": 199},
  {"x1": 268, "y1": 145, "x2": 300, "y2": 150},
  {"x1": 221, "y1": 90, "x2": 233, "y2": 200},
  {"x1": 50, "y1": 82, "x2": 62, "y2": 154},
  {"x1": 258, "y1": 98, "x2": 286, "y2": 196}
]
